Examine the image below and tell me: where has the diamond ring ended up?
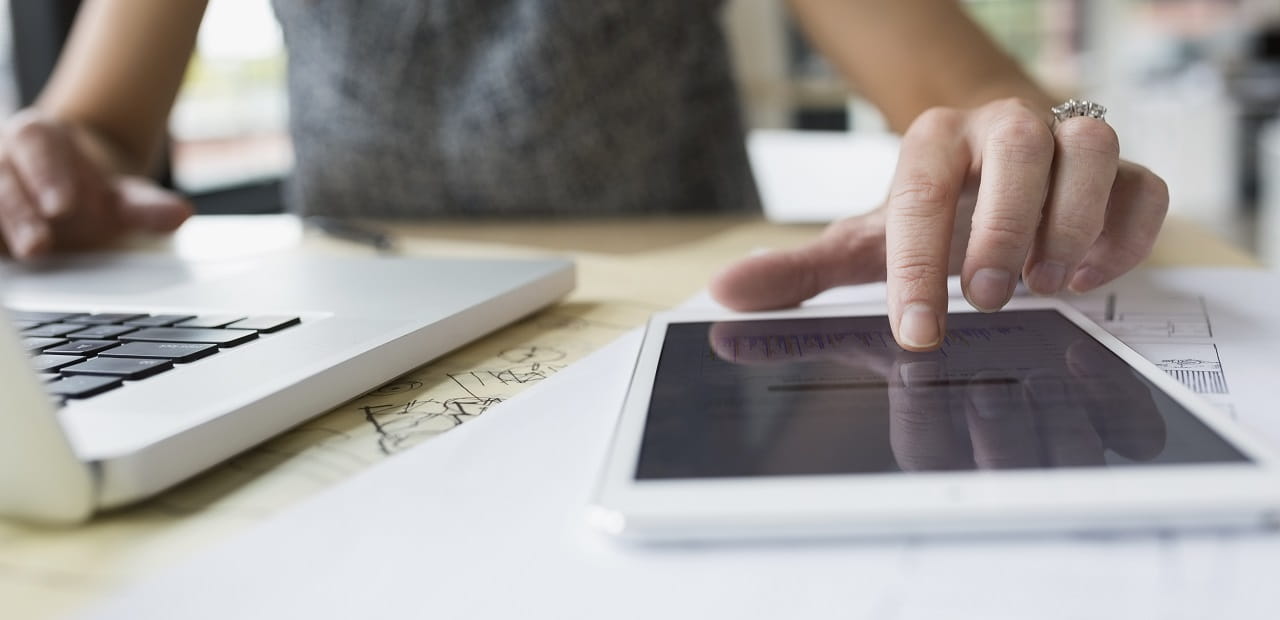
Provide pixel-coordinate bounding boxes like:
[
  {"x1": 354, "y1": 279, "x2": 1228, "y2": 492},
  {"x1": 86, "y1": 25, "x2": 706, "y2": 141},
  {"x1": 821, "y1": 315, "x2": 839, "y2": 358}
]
[{"x1": 1051, "y1": 99, "x2": 1107, "y2": 129}]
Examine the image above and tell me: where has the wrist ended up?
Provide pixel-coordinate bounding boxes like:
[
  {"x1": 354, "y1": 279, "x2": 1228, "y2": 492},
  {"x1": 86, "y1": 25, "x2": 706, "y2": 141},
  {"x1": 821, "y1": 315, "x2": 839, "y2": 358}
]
[{"x1": 21, "y1": 107, "x2": 147, "y2": 176}]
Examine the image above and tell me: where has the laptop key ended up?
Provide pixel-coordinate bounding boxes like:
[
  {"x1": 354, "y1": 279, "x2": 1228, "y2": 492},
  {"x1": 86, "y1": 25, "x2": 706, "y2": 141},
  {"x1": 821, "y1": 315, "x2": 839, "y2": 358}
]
[
  {"x1": 8, "y1": 310, "x2": 87, "y2": 323},
  {"x1": 67, "y1": 313, "x2": 148, "y2": 325},
  {"x1": 47, "y1": 375, "x2": 123, "y2": 399},
  {"x1": 100, "y1": 342, "x2": 219, "y2": 363},
  {"x1": 44, "y1": 339, "x2": 122, "y2": 356},
  {"x1": 30, "y1": 354, "x2": 86, "y2": 372},
  {"x1": 38, "y1": 373, "x2": 61, "y2": 383},
  {"x1": 22, "y1": 323, "x2": 85, "y2": 338},
  {"x1": 124, "y1": 314, "x2": 196, "y2": 327},
  {"x1": 68, "y1": 324, "x2": 138, "y2": 340},
  {"x1": 13, "y1": 320, "x2": 41, "y2": 330},
  {"x1": 175, "y1": 315, "x2": 246, "y2": 329},
  {"x1": 227, "y1": 316, "x2": 301, "y2": 333},
  {"x1": 120, "y1": 327, "x2": 258, "y2": 347},
  {"x1": 22, "y1": 337, "x2": 68, "y2": 353},
  {"x1": 62, "y1": 357, "x2": 173, "y2": 380}
]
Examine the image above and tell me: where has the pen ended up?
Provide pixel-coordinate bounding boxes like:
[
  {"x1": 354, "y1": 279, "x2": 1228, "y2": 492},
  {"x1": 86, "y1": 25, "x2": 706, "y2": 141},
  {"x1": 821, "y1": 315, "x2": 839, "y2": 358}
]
[{"x1": 305, "y1": 216, "x2": 397, "y2": 254}]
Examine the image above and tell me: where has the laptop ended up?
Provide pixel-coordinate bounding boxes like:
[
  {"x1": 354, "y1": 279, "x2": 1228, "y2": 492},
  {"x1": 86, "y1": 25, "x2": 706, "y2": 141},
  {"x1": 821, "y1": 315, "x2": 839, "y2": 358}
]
[{"x1": 0, "y1": 250, "x2": 573, "y2": 524}]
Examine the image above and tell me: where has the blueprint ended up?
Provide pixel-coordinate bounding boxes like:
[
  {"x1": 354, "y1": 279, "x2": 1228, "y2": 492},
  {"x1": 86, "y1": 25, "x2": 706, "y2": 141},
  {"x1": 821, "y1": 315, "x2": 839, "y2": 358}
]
[
  {"x1": 1068, "y1": 270, "x2": 1280, "y2": 438},
  {"x1": 1073, "y1": 285, "x2": 1234, "y2": 411}
]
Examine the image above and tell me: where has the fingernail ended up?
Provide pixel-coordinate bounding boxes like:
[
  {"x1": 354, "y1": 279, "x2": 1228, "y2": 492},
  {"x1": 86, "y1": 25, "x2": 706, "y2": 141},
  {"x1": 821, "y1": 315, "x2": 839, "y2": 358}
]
[
  {"x1": 967, "y1": 268, "x2": 1013, "y2": 312},
  {"x1": 899, "y1": 303, "x2": 940, "y2": 349},
  {"x1": 39, "y1": 188, "x2": 66, "y2": 217},
  {"x1": 1027, "y1": 262, "x2": 1067, "y2": 295},
  {"x1": 898, "y1": 361, "x2": 941, "y2": 390},
  {"x1": 1067, "y1": 265, "x2": 1105, "y2": 293}
]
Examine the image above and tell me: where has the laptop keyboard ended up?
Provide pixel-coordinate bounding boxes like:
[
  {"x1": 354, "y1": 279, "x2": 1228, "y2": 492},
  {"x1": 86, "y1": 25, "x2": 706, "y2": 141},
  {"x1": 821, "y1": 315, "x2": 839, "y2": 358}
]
[{"x1": 8, "y1": 309, "x2": 300, "y2": 404}]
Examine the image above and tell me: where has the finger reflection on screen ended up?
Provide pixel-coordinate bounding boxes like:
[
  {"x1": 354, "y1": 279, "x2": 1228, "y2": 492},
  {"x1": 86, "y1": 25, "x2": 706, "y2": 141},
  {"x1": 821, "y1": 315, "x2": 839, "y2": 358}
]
[{"x1": 633, "y1": 311, "x2": 1238, "y2": 481}]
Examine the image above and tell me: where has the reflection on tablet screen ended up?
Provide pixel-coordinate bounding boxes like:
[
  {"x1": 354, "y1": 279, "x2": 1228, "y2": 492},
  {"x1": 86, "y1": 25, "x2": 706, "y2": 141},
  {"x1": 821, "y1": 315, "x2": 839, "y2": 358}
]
[{"x1": 635, "y1": 310, "x2": 1247, "y2": 480}]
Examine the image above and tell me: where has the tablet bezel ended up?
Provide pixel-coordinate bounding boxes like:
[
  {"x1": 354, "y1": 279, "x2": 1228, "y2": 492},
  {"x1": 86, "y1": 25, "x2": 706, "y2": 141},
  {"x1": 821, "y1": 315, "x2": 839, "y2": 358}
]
[{"x1": 591, "y1": 297, "x2": 1280, "y2": 541}]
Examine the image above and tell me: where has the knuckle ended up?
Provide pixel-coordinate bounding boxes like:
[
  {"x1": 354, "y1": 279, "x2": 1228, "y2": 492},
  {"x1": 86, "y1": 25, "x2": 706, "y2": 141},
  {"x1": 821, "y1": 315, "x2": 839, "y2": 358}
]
[
  {"x1": 888, "y1": 250, "x2": 947, "y2": 285},
  {"x1": 987, "y1": 116, "x2": 1054, "y2": 166},
  {"x1": 6, "y1": 114, "x2": 54, "y2": 144},
  {"x1": 974, "y1": 212, "x2": 1035, "y2": 252},
  {"x1": 1050, "y1": 211, "x2": 1104, "y2": 249},
  {"x1": 890, "y1": 176, "x2": 954, "y2": 214},
  {"x1": 1055, "y1": 121, "x2": 1120, "y2": 158},
  {"x1": 985, "y1": 97, "x2": 1038, "y2": 116},
  {"x1": 1108, "y1": 238, "x2": 1153, "y2": 268}
]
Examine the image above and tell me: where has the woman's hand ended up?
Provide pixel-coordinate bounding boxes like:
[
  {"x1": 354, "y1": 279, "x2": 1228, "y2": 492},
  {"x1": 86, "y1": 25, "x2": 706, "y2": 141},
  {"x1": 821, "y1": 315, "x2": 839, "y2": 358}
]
[
  {"x1": 711, "y1": 97, "x2": 1169, "y2": 351},
  {"x1": 0, "y1": 110, "x2": 192, "y2": 259}
]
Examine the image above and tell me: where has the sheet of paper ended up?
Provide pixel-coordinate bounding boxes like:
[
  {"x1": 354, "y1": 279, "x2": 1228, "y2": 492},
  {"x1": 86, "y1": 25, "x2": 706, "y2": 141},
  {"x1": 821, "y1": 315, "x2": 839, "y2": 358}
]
[
  {"x1": 0, "y1": 300, "x2": 657, "y2": 618},
  {"x1": 91, "y1": 268, "x2": 1280, "y2": 620},
  {"x1": 747, "y1": 130, "x2": 899, "y2": 223}
]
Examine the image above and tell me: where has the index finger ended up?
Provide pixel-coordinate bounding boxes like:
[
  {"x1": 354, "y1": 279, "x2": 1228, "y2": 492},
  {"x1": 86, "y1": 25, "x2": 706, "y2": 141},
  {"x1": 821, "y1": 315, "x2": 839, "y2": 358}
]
[
  {"x1": 885, "y1": 109, "x2": 971, "y2": 351},
  {"x1": 887, "y1": 359, "x2": 971, "y2": 471}
]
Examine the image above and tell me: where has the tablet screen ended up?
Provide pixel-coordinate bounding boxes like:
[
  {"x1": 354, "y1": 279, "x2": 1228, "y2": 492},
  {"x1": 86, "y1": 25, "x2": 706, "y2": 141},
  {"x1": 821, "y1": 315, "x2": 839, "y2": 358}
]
[{"x1": 635, "y1": 310, "x2": 1248, "y2": 480}]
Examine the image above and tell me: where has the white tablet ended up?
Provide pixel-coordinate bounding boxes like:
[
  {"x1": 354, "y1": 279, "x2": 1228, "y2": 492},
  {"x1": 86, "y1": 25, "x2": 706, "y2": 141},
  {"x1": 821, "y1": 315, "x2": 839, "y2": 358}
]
[{"x1": 590, "y1": 297, "x2": 1280, "y2": 542}]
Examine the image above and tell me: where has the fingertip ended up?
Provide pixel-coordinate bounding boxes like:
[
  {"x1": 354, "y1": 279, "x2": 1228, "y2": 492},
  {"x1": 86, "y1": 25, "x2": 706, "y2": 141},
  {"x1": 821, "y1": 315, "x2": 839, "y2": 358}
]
[
  {"x1": 964, "y1": 267, "x2": 1016, "y2": 311},
  {"x1": 1024, "y1": 261, "x2": 1068, "y2": 297},
  {"x1": 896, "y1": 303, "x2": 943, "y2": 351},
  {"x1": 118, "y1": 185, "x2": 195, "y2": 233},
  {"x1": 154, "y1": 198, "x2": 195, "y2": 231},
  {"x1": 1066, "y1": 264, "x2": 1107, "y2": 294}
]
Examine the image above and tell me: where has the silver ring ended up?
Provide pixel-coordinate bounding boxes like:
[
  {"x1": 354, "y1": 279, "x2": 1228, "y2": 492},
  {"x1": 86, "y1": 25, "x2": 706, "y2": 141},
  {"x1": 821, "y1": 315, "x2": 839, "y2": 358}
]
[{"x1": 1051, "y1": 99, "x2": 1107, "y2": 129}]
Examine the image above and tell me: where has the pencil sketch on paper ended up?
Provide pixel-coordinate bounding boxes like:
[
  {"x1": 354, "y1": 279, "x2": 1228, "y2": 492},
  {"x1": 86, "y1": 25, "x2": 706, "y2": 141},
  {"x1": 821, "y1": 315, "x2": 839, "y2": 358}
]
[
  {"x1": 360, "y1": 397, "x2": 504, "y2": 454},
  {"x1": 331, "y1": 304, "x2": 654, "y2": 458},
  {"x1": 1083, "y1": 292, "x2": 1213, "y2": 340},
  {"x1": 1075, "y1": 289, "x2": 1233, "y2": 412}
]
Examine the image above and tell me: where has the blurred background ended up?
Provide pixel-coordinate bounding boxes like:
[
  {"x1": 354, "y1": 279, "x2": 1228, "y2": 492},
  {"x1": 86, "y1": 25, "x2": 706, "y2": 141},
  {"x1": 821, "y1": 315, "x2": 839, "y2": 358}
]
[{"x1": 0, "y1": 1, "x2": 1278, "y2": 263}]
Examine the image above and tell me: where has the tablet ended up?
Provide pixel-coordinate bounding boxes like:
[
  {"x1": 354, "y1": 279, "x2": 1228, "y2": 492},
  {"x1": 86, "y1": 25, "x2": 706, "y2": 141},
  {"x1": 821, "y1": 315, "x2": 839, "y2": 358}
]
[{"x1": 590, "y1": 298, "x2": 1280, "y2": 542}]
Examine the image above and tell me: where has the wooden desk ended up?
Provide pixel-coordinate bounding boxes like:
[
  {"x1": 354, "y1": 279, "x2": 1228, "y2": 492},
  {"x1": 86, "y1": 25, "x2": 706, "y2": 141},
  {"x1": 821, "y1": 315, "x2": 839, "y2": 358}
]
[
  {"x1": 334, "y1": 214, "x2": 1259, "y2": 305},
  {"x1": 0, "y1": 214, "x2": 1258, "y2": 617}
]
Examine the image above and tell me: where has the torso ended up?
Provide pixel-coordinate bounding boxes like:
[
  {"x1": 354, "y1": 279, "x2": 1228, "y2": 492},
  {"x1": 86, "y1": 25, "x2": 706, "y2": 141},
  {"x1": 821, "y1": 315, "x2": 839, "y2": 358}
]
[{"x1": 271, "y1": 0, "x2": 760, "y2": 218}]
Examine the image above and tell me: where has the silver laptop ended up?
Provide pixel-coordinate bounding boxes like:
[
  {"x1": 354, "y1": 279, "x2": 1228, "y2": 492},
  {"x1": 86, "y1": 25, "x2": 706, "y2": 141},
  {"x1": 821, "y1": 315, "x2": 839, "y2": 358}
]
[{"x1": 0, "y1": 250, "x2": 573, "y2": 524}]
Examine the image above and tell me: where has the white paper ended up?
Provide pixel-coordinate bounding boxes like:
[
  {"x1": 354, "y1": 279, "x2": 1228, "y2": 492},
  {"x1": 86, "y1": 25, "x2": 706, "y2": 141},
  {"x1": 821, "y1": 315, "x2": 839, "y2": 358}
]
[
  {"x1": 91, "y1": 268, "x2": 1280, "y2": 620},
  {"x1": 748, "y1": 130, "x2": 900, "y2": 223}
]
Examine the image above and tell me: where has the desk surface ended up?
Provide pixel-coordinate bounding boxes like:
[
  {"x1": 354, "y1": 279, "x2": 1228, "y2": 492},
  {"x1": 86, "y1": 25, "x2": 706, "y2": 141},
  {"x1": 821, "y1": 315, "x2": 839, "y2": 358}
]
[{"x1": 0, "y1": 214, "x2": 1258, "y2": 617}]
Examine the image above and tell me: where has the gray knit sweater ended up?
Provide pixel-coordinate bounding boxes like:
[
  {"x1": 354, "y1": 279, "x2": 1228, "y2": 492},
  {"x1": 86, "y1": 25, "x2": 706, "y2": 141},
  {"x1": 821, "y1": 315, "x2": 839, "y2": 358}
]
[{"x1": 271, "y1": 0, "x2": 760, "y2": 218}]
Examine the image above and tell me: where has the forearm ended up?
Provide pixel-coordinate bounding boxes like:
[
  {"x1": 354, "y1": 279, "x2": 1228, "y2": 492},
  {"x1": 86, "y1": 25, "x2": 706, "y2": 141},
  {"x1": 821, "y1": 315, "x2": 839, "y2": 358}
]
[
  {"x1": 34, "y1": 0, "x2": 207, "y2": 175},
  {"x1": 788, "y1": 0, "x2": 1055, "y2": 132}
]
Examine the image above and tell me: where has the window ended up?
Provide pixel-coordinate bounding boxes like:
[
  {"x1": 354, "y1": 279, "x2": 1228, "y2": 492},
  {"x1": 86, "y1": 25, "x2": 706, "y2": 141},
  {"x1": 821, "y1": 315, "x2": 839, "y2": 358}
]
[
  {"x1": 0, "y1": 0, "x2": 16, "y2": 115},
  {"x1": 169, "y1": 0, "x2": 291, "y2": 195}
]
